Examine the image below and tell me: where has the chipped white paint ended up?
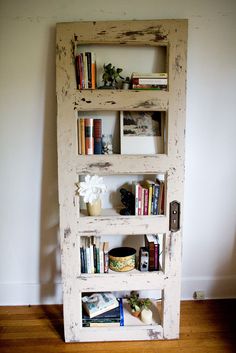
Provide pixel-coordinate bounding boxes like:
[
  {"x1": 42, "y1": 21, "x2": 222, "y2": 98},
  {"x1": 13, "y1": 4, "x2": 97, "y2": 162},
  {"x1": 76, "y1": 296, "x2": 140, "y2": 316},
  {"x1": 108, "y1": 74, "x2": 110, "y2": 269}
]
[{"x1": 56, "y1": 19, "x2": 187, "y2": 342}]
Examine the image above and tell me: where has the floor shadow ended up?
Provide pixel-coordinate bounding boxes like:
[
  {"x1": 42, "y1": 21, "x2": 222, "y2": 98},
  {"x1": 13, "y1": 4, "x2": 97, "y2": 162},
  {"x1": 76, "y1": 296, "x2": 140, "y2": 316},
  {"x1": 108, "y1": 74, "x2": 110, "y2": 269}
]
[{"x1": 41, "y1": 304, "x2": 64, "y2": 341}]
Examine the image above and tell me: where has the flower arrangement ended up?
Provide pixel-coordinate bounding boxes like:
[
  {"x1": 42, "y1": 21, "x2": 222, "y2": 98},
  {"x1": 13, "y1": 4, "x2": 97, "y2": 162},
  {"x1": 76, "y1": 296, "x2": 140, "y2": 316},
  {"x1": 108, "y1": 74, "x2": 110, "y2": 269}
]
[{"x1": 77, "y1": 174, "x2": 107, "y2": 204}]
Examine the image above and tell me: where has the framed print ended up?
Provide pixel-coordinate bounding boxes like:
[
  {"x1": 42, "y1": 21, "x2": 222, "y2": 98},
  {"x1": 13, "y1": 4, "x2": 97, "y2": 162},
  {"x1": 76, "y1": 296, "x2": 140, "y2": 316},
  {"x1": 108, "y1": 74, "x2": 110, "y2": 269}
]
[{"x1": 120, "y1": 111, "x2": 165, "y2": 154}]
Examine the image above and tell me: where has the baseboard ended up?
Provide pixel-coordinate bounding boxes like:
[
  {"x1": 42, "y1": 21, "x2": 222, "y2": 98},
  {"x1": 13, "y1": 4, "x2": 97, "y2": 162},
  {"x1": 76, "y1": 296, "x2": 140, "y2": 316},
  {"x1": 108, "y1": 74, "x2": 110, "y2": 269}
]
[
  {"x1": 181, "y1": 275, "x2": 236, "y2": 300},
  {"x1": 0, "y1": 276, "x2": 236, "y2": 305},
  {"x1": 0, "y1": 282, "x2": 62, "y2": 305}
]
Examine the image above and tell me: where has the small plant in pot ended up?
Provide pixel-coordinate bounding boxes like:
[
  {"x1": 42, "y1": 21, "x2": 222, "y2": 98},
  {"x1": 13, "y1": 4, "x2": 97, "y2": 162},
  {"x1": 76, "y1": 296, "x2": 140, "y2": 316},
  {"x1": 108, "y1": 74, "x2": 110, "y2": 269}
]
[
  {"x1": 101, "y1": 63, "x2": 124, "y2": 88},
  {"x1": 127, "y1": 291, "x2": 142, "y2": 317}
]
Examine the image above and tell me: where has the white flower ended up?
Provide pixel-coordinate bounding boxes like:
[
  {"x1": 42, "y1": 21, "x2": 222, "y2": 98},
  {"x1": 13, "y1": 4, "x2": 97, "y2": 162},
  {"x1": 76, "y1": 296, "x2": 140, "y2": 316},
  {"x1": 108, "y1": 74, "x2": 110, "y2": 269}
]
[{"x1": 78, "y1": 174, "x2": 106, "y2": 204}]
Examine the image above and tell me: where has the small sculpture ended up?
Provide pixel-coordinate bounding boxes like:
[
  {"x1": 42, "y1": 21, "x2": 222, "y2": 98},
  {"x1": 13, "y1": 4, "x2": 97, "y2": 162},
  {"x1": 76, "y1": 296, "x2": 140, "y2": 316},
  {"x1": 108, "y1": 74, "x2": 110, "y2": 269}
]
[{"x1": 119, "y1": 188, "x2": 135, "y2": 216}]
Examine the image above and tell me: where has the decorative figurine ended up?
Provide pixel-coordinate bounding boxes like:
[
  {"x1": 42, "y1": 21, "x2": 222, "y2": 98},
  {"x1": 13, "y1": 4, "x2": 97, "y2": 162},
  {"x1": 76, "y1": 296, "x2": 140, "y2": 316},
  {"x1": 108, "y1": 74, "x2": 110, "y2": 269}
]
[{"x1": 119, "y1": 188, "x2": 135, "y2": 215}]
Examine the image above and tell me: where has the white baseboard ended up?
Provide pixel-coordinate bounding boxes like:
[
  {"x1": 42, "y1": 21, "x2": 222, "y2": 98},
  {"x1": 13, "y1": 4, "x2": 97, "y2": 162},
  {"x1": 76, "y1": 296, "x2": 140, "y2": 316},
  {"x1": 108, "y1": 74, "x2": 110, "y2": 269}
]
[
  {"x1": 0, "y1": 282, "x2": 62, "y2": 305},
  {"x1": 181, "y1": 275, "x2": 236, "y2": 300},
  {"x1": 0, "y1": 276, "x2": 236, "y2": 305}
]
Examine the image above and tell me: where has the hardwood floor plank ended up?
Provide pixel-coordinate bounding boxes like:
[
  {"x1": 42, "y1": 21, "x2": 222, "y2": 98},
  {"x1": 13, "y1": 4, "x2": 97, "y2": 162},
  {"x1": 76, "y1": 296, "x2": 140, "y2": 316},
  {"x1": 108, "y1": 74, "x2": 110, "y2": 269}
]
[{"x1": 0, "y1": 300, "x2": 235, "y2": 353}]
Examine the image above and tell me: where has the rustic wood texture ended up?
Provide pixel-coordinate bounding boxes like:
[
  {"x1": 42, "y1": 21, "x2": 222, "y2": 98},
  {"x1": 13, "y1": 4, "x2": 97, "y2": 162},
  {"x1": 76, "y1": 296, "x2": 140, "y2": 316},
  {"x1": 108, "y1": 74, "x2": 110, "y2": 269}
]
[
  {"x1": 1, "y1": 300, "x2": 236, "y2": 353},
  {"x1": 56, "y1": 19, "x2": 187, "y2": 341}
]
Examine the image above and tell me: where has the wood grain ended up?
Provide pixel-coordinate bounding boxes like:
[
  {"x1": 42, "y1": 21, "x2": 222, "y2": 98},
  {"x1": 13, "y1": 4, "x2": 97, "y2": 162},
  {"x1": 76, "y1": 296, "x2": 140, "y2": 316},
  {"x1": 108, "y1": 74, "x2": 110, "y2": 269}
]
[{"x1": 1, "y1": 300, "x2": 236, "y2": 352}]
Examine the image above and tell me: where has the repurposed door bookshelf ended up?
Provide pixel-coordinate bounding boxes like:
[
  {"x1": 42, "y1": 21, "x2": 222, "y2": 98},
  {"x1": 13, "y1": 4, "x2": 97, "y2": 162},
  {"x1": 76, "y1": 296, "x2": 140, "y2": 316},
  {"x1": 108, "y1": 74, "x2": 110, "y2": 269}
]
[{"x1": 56, "y1": 20, "x2": 187, "y2": 342}]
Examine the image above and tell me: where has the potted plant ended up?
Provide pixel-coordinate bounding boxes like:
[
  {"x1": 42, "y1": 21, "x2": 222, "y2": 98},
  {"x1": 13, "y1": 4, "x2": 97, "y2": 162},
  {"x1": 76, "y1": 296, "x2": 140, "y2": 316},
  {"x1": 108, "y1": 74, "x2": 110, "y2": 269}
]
[
  {"x1": 101, "y1": 63, "x2": 124, "y2": 88},
  {"x1": 127, "y1": 291, "x2": 142, "y2": 317},
  {"x1": 77, "y1": 174, "x2": 107, "y2": 216}
]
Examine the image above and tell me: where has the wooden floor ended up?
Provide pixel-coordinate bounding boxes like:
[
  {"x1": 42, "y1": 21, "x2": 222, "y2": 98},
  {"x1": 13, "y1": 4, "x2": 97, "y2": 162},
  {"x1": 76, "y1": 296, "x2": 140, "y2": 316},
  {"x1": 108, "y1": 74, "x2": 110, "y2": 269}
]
[{"x1": 0, "y1": 300, "x2": 236, "y2": 353}]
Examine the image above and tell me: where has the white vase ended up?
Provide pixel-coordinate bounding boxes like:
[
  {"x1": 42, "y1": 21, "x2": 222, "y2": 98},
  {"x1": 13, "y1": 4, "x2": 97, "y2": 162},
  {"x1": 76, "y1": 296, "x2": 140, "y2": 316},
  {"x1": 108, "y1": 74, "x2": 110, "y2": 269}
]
[
  {"x1": 140, "y1": 308, "x2": 153, "y2": 324},
  {"x1": 87, "y1": 198, "x2": 102, "y2": 216}
]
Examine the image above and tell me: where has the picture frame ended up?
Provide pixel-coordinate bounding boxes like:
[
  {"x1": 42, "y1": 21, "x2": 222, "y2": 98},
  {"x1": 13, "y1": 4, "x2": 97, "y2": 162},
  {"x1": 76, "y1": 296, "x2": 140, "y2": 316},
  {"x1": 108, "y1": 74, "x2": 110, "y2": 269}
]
[{"x1": 120, "y1": 111, "x2": 165, "y2": 155}]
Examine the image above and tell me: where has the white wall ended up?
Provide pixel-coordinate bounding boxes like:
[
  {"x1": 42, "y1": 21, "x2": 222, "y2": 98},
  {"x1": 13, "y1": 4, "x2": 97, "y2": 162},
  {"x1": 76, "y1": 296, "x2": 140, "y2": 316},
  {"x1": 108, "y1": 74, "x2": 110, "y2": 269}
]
[{"x1": 0, "y1": 0, "x2": 236, "y2": 304}]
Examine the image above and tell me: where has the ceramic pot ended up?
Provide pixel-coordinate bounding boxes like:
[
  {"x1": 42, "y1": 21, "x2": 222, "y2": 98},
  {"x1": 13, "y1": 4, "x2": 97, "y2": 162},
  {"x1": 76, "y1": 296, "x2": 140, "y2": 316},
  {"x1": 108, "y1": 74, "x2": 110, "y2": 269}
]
[
  {"x1": 132, "y1": 310, "x2": 141, "y2": 318},
  {"x1": 140, "y1": 308, "x2": 153, "y2": 324},
  {"x1": 87, "y1": 198, "x2": 101, "y2": 216}
]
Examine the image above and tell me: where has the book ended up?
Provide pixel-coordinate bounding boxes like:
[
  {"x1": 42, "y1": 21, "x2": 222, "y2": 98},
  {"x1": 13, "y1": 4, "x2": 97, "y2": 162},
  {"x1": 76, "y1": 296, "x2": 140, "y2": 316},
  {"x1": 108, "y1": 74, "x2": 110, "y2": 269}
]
[
  {"x1": 79, "y1": 118, "x2": 85, "y2": 155},
  {"x1": 132, "y1": 84, "x2": 167, "y2": 90},
  {"x1": 132, "y1": 77, "x2": 167, "y2": 85},
  {"x1": 145, "y1": 234, "x2": 155, "y2": 271},
  {"x1": 91, "y1": 52, "x2": 96, "y2": 89},
  {"x1": 132, "y1": 72, "x2": 168, "y2": 78},
  {"x1": 152, "y1": 183, "x2": 160, "y2": 215},
  {"x1": 85, "y1": 118, "x2": 94, "y2": 155},
  {"x1": 82, "y1": 292, "x2": 119, "y2": 318},
  {"x1": 103, "y1": 242, "x2": 109, "y2": 273},
  {"x1": 82, "y1": 298, "x2": 124, "y2": 326},
  {"x1": 85, "y1": 52, "x2": 92, "y2": 89},
  {"x1": 94, "y1": 119, "x2": 102, "y2": 154}
]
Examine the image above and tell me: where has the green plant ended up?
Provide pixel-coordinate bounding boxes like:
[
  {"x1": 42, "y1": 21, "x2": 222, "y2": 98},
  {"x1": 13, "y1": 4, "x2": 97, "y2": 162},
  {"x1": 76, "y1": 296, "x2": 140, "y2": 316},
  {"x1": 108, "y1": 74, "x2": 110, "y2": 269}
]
[
  {"x1": 127, "y1": 292, "x2": 141, "y2": 312},
  {"x1": 127, "y1": 292, "x2": 151, "y2": 313},
  {"x1": 140, "y1": 298, "x2": 151, "y2": 310},
  {"x1": 102, "y1": 63, "x2": 124, "y2": 87}
]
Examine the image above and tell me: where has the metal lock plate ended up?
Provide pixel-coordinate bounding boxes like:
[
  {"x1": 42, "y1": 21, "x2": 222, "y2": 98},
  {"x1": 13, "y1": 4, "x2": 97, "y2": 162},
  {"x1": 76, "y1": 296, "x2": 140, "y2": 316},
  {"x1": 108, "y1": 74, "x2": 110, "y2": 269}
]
[{"x1": 169, "y1": 201, "x2": 180, "y2": 232}]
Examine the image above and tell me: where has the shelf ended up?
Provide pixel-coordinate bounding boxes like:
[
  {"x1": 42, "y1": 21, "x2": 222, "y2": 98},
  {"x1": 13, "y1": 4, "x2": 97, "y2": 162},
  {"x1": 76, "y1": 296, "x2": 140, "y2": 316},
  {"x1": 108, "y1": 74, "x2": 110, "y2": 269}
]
[
  {"x1": 79, "y1": 324, "x2": 163, "y2": 341},
  {"x1": 74, "y1": 89, "x2": 169, "y2": 112},
  {"x1": 78, "y1": 210, "x2": 167, "y2": 235},
  {"x1": 76, "y1": 154, "x2": 169, "y2": 175},
  {"x1": 78, "y1": 270, "x2": 165, "y2": 292}
]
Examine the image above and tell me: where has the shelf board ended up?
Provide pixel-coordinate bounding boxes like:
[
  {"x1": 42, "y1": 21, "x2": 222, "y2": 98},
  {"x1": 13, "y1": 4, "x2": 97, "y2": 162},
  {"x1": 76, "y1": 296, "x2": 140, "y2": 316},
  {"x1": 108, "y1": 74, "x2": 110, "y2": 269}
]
[
  {"x1": 74, "y1": 89, "x2": 169, "y2": 111},
  {"x1": 78, "y1": 270, "x2": 165, "y2": 292},
  {"x1": 79, "y1": 324, "x2": 163, "y2": 341},
  {"x1": 76, "y1": 154, "x2": 169, "y2": 175},
  {"x1": 78, "y1": 209, "x2": 167, "y2": 235}
]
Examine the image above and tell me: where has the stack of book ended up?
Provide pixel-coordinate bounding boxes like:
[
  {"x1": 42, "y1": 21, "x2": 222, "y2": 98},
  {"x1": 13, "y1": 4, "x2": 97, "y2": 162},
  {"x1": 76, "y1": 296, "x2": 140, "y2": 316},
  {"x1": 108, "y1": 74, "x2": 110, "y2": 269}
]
[
  {"x1": 78, "y1": 118, "x2": 102, "y2": 155},
  {"x1": 132, "y1": 178, "x2": 165, "y2": 216},
  {"x1": 80, "y1": 236, "x2": 109, "y2": 274},
  {"x1": 144, "y1": 234, "x2": 160, "y2": 271},
  {"x1": 75, "y1": 51, "x2": 96, "y2": 89},
  {"x1": 131, "y1": 72, "x2": 168, "y2": 90},
  {"x1": 82, "y1": 293, "x2": 124, "y2": 327}
]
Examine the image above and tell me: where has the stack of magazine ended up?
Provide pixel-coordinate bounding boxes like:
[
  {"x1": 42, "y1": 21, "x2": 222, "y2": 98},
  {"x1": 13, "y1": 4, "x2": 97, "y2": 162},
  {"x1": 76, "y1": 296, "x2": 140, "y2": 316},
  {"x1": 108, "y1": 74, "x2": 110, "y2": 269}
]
[{"x1": 82, "y1": 292, "x2": 124, "y2": 327}]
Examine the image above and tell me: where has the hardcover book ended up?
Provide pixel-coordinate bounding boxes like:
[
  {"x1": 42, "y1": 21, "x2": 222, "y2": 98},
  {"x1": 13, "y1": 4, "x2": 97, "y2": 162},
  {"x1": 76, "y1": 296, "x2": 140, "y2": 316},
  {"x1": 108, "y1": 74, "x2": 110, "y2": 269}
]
[{"x1": 82, "y1": 292, "x2": 119, "y2": 318}]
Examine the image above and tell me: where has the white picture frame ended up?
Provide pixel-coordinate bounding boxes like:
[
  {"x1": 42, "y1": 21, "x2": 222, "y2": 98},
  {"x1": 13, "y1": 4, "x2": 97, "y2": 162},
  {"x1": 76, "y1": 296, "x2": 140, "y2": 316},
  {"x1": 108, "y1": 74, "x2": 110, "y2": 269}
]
[{"x1": 120, "y1": 111, "x2": 165, "y2": 155}]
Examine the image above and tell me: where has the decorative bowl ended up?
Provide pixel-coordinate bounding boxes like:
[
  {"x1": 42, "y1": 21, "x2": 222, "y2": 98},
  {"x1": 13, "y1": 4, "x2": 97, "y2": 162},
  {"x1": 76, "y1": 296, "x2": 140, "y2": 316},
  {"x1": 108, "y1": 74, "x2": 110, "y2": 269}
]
[{"x1": 109, "y1": 247, "x2": 136, "y2": 272}]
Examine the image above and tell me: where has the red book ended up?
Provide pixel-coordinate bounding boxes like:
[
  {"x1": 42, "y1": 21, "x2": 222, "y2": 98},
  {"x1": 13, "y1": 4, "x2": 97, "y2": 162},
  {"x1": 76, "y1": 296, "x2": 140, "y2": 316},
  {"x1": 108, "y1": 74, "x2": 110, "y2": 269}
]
[{"x1": 85, "y1": 118, "x2": 94, "y2": 155}]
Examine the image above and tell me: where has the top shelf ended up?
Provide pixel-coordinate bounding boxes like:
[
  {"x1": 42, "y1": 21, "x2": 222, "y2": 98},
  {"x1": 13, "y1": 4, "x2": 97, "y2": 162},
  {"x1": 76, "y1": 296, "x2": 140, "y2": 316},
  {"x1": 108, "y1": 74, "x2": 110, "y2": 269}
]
[{"x1": 74, "y1": 89, "x2": 169, "y2": 112}]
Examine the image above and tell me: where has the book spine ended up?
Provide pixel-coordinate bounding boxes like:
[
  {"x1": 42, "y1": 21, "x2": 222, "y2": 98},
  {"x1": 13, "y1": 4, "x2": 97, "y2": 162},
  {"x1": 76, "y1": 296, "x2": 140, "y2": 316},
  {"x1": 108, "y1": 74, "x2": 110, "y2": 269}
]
[
  {"x1": 143, "y1": 188, "x2": 149, "y2": 215},
  {"x1": 83, "y1": 52, "x2": 88, "y2": 89},
  {"x1": 103, "y1": 242, "x2": 109, "y2": 273},
  {"x1": 80, "y1": 118, "x2": 85, "y2": 155},
  {"x1": 85, "y1": 118, "x2": 94, "y2": 155},
  {"x1": 94, "y1": 119, "x2": 102, "y2": 154},
  {"x1": 80, "y1": 247, "x2": 85, "y2": 273},
  {"x1": 86, "y1": 52, "x2": 92, "y2": 89},
  {"x1": 77, "y1": 119, "x2": 81, "y2": 154},
  {"x1": 132, "y1": 77, "x2": 168, "y2": 85},
  {"x1": 138, "y1": 184, "x2": 142, "y2": 216},
  {"x1": 132, "y1": 72, "x2": 168, "y2": 78},
  {"x1": 79, "y1": 53, "x2": 84, "y2": 89},
  {"x1": 119, "y1": 299, "x2": 124, "y2": 326},
  {"x1": 91, "y1": 52, "x2": 96, "y2": 89},
  {"x1": 132, "y1": 84, "x2": 167, "y2": 90},
  {"x1": 75, "y1": 55, "x2": 80, "y2": 89},
  {"x1": 99, "y1": 245, "x2": 104, "y2": 273},
  {"x1": 152, "y1": 184, "x2": 160, "y2": 215}
]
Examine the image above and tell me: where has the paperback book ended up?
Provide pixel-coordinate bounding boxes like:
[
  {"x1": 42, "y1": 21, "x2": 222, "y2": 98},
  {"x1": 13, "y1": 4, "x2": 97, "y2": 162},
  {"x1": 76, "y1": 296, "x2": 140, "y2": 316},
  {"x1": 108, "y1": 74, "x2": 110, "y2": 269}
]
[{"x1": 82, "y1": 292, "x2": 119, "y2": 318}]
